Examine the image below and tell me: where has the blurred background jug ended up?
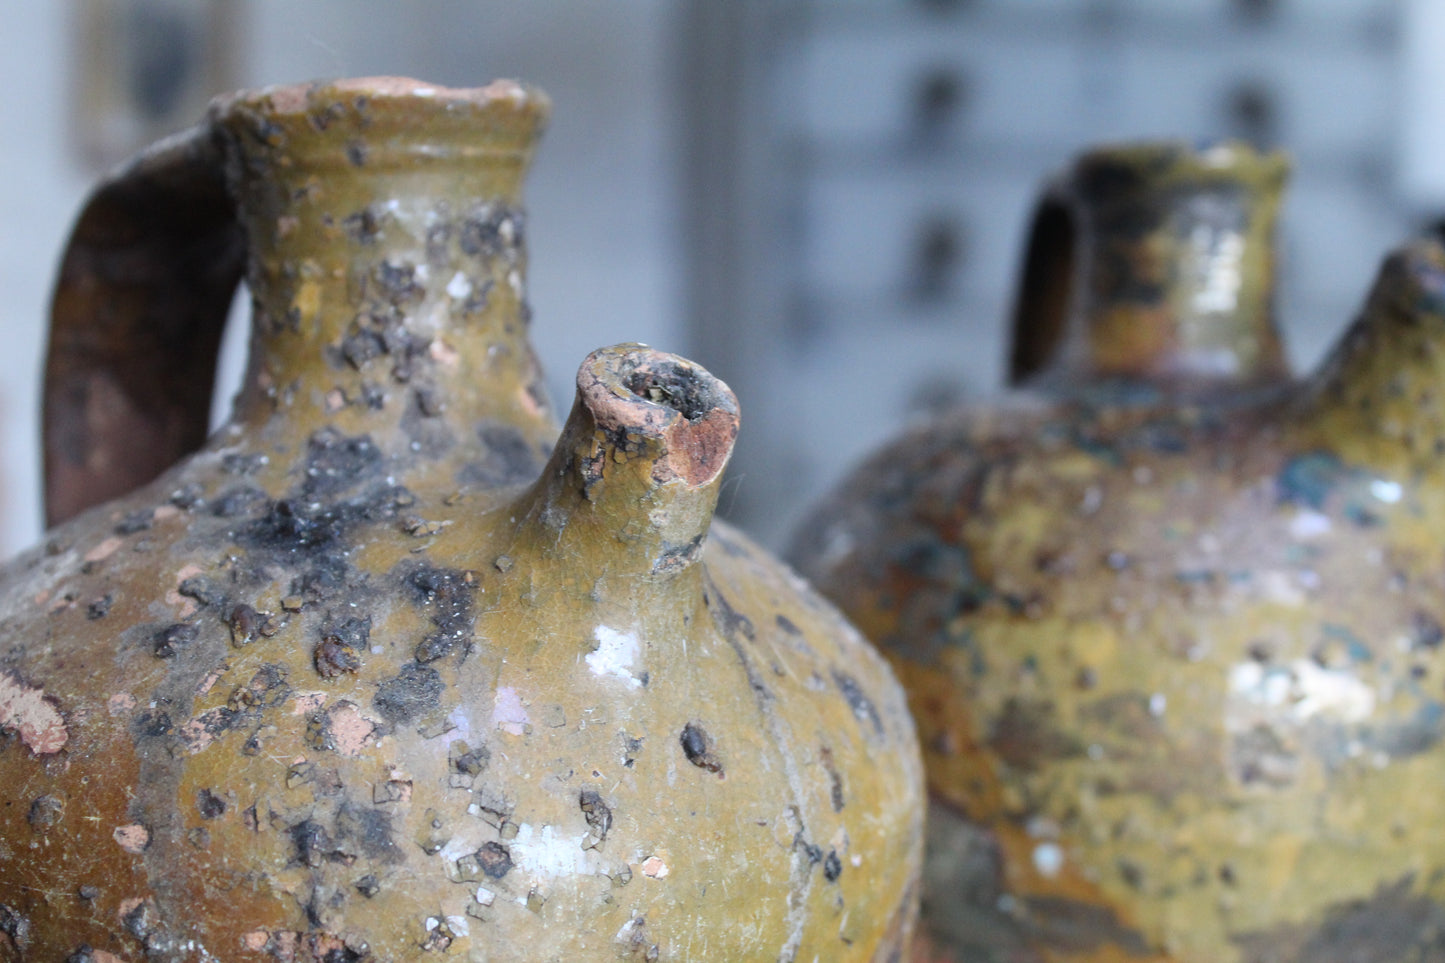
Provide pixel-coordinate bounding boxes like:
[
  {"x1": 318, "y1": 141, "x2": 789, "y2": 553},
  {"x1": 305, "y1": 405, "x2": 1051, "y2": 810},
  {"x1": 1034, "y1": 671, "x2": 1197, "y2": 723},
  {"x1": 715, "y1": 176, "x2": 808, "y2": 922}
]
[{"x1": 793, "y1": 140, "x2": 1445, "y2": 963}]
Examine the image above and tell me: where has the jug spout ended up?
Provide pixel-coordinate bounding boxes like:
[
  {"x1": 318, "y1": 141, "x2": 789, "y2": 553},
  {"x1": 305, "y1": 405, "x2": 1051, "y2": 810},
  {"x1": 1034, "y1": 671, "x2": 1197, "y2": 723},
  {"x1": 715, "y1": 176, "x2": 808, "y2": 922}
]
[
  {"x1": 511, "y1": 344, "x2": 739, "y2": 583},
  {"x1": 1297, "y1": 237, "x2": 1445, "y2": 474}
]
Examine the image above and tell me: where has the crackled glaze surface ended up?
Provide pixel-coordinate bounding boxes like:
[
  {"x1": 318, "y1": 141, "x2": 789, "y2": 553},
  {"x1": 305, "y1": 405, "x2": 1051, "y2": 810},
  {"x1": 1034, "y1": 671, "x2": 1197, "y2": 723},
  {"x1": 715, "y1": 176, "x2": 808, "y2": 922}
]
[
  {"x1": 0, "y1": 79, "x2": 923, "y2": 962},
  {"x1": 792, "y1": 142, "x2": 1445, "y2": 963}
]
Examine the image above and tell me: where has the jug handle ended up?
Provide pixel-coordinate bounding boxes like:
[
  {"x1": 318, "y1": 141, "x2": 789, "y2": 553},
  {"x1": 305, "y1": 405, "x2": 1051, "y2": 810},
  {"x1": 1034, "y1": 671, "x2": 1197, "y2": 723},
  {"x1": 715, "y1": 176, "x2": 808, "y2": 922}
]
[
  {"x1": 1006, "y1": 184, "x2": 1076, "y2": 387},
  {"x1": 43, "y1": 123, "x2": 244, "y2": 528}
]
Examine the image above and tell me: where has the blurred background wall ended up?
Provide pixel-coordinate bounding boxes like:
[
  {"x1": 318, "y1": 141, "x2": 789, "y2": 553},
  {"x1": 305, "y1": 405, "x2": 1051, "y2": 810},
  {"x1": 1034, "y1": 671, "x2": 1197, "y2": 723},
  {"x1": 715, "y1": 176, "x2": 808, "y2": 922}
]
[{"x1": 0, "y1": 0, "x2": 1437, "y2": 558}]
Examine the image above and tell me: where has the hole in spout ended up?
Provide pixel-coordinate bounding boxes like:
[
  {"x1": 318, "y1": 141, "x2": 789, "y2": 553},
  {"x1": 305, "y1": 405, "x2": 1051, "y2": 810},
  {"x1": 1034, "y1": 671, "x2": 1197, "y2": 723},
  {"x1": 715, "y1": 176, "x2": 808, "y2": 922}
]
[
  {"x1": 625, "y1": 361, "x2": 714, "y2": 422},
  {"x1": 576, "y1": 345, "x2": 740, "y2": 487}
]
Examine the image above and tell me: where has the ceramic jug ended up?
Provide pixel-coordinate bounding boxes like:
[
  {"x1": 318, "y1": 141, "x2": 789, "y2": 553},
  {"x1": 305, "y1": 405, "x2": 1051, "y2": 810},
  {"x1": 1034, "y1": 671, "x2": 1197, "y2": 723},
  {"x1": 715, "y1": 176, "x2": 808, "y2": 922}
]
[
  {"x1": 791, "y1": 141, "x2": 1445, "y2": 962},
  {"x1": 0, "y1": 77, "x2": 923, "y2": 962}
]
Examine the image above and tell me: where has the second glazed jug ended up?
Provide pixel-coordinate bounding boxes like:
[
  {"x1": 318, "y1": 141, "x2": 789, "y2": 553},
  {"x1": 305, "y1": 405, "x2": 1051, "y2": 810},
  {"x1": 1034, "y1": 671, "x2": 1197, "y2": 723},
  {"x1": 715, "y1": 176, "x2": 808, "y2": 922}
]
[{"x1": 793, "y1": 141, "x2": 1445, "y2": 962}]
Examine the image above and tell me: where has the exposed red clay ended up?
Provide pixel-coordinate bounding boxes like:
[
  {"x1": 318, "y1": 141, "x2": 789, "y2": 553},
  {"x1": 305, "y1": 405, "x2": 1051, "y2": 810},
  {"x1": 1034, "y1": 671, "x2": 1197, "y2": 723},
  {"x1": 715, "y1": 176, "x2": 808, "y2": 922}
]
[{"x1": 0, "y1": 670, "x2": 68, "y2": 754}]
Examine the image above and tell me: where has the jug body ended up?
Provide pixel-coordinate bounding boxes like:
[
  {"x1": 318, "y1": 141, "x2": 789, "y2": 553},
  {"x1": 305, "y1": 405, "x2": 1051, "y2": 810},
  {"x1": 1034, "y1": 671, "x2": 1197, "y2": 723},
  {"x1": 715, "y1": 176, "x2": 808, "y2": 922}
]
[
  {"x1": 0, "y1": 78, "x2": 923, "y2": 962},
  {"x1": 792, "y1": 143, "x2": 1445, "y2": 962}
]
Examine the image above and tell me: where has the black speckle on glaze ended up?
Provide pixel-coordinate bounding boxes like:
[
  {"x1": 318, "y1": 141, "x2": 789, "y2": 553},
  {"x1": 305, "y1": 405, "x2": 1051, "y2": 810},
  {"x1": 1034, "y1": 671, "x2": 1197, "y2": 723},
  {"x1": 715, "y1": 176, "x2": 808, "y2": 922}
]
[
  {"x1": 335, "y1": 800, "x2": 405, "y2": 864},
  {"x1": 458, "y1": 204, "x2": 521, "y2": 261},
  {"x1": 339, "y1": 325, "x2": 386, "y2": 371},
  {"x1": 579, "y1": 789, "x2": 613, "y2": 842},
  {"x1": 238, "y1": 486, "x2": 411, "y2": 562},
  {"x1": 341, "y1": 207, "x2": 379, "y2": 245},
  {"x1": 115, "y1": 509, "x2": 154, "y2": 534},
  {"x1": 458, "y1": 423, "x2": 543, "y2": 489},
  {"x1": 303, "y1": 430, "x2": 383, "y2": 498},
  {"x1": 703, "y1": 586, "x2": 756, "y2": 642},
  {"x1": 0, "y1": 904, "x2": 30, "y2": 949},
  {"x1": 401, "y1": 564, "x2": 477, "y2": 664},
  {"x1": 652, "y1": 534, "x2": 706, "y2": 576},
  {"x1": 212, "y1": 486, "x2": 267, "y2": 518},
  {"x1": 1412, "y1": 611, "x2": 1444, "y2": 650},
  {"x1": 27, "y1": 794, "x2": 64, "y2": 832},
  {"x1": 178, "y1": 576, "x2": 227, "y2": 609},
  {"x1": 400, "y1": 387, "x2": 457, "y2": 460},
  {"x1": 372, "y1": 662, "x2": 444, "y2": 725},
  {"x1": 1232, "y1": 875, "x2": 1445, "y2": 963},
  {"x1": 153, "y1": 623, "x2": 199, "y2": 658},
  {"x1": 819, "y1": 745, "x2": 846, "y2": 812},
  {"x1": 450, "y1": 741, "x2": 490, "y2": 776},
  {"x1": 680, "y1": 721, "x2": 724, "y2": 774},
  {"x1": 241, "y1": 500, "x2": 346, "y2": 554},
  {"x1": 314, "y1": 637, "x2": 362, "y2": 678},
  {"x1": 476, "y1": 841, "x2": 514, "y2": 879},
  {"x1": 132, "y1": 709, "x2": 174, "y2": 740},
  {"x1": 86, "y1": 595, "x2": 113, "y2": 620},
  {"x1": 623, "y1": 735, "x2": 643, "y2": 769},
  {"x1": 290, "y1": 818, "x2": 338, "y2": 868},
  {"x1": 196, "y1": 789, "x2": 227, "y2": 819},
  {"x1": 831, "y1": 670, "x2": 884, "y2": 737},
  {"x1": 121, "y1": 899, "x2": 155, "y2": 941},
  {"x1": 169, "y1": 483, "x2": 204, "y2": 510}
]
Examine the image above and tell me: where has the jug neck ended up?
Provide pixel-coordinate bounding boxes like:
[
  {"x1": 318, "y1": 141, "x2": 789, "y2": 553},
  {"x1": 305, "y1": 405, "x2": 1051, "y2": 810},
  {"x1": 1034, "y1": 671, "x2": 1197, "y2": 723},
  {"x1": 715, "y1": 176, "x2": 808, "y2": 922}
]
[
  {"x1": 1010, "y1": 141, "x2": 1290, "y2": 394},
  {"x1": 213, "y1": 78, "x2": 554, "y2": 448}
]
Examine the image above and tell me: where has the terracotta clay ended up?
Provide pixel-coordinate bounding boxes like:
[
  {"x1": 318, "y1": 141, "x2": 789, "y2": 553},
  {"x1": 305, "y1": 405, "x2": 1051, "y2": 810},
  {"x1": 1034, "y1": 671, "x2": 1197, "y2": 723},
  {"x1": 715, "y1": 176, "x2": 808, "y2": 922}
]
[
  {"x1": 0, "y1": 78, "x2": 923, "y2": 962},
  {"x1": 792, "y1": 142, "x2": 1445, "y2": 962}
]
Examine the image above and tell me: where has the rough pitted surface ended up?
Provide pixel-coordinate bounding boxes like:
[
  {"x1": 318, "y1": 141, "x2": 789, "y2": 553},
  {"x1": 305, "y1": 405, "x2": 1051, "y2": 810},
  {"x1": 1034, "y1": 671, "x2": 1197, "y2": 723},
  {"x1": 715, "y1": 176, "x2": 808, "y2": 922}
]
[{"x1": 0, "y1": 77, "x2": 923, "y2": 962}]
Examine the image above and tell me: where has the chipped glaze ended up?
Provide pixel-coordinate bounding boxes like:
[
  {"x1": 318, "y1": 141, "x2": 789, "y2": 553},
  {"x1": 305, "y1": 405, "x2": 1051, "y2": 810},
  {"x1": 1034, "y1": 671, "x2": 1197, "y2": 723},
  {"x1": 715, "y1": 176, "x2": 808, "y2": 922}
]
[
  {"x1": 792, "y1": 142, "x2": 1445, "y2": 963},
  {"x1": 0, "y1": 78, "x2": 923, "y2": 961}
]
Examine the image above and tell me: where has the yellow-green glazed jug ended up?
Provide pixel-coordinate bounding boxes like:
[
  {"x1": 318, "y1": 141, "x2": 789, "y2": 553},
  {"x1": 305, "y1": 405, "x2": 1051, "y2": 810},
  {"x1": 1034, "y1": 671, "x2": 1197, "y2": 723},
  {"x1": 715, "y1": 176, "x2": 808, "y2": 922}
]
[{"x1": 0, "y1": 78, "x2": 923, "y2": 962}]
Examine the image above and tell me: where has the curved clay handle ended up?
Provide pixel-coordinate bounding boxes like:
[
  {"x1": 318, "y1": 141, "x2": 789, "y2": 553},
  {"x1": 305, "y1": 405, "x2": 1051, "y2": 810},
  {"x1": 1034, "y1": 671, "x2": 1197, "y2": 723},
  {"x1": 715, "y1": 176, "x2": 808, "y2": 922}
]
[
  {"x1": 44, "y1": 122, "x2": 245, "y2": 527},
  {"x1": 1006, "y1": 184, "x2": 1076, "y2": 386}
]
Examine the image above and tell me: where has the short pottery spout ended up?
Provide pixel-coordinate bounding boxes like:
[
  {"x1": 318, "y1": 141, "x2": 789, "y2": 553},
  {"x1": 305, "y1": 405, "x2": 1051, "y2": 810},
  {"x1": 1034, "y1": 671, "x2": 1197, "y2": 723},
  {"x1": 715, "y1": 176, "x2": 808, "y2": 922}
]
[
  {"x1": 513, "y1": 344, "x2": 740, "y2": 581},
  {"x1": 1296, "y1": 238, "x2": 1445, "y2": 477}
]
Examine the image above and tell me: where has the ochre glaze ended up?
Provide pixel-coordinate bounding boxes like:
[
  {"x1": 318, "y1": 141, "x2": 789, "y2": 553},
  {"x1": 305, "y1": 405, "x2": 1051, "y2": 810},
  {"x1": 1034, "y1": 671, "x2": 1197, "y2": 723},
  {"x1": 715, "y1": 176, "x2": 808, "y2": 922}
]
[
  {"x1": 792, "y1": 142, "x2": 1445, "y2": 963},
  {"x1": 0, "y1": 78, "x2": 923, "y2": 962}
]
